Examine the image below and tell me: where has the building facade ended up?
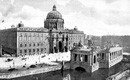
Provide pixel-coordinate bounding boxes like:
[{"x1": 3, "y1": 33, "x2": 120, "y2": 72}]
[
  {"x1": 70, "y1": 45, "x2": 99, "y2": 73},
  {"x1": 98, "y1": 46, "x2": 123, "y2": 68},
  {"x1": 0, "y1": 24, "x2": 49, "y2": 56},
  {"x1": 0, "y1": 5, "x2": 85, "y2": 56}
]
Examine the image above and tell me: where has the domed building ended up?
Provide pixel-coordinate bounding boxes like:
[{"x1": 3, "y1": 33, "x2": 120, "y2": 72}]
[
  {"x1": 44, "y1": 5, "x2": 85, "y2": 54},
  {"x1": 0, "y1": 5, "x2": 85, "y2": 56},
  {"x1": 44, "y1": 5, "x2": 64, "y2": 30}
]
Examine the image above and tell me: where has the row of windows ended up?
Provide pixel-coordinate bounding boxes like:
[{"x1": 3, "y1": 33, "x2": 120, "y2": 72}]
[
  {"x1": 109, "y1": 50, "x2": 122, "y2": 60},
  {"x1": 98, "y1": 50, "x2": 122, "y2": 60},
  {"x1": 69, "y1": 34, "x2": 84, "y2": 37},
  {"x1": 19, "y1": 36, "x2": 48, "y2": 41},
  {"x1": 20, "y1": 42, "x2": 47, "y2": 47},
  {"x1": 19, "y1": 48, "x2": 46, "y2": 53},
  {"x1": 69, "y1": 37, "x2": 83, "y2": 40},
  {"x1": 20, "y1": 33, "x2": 47, "y2": 37}
]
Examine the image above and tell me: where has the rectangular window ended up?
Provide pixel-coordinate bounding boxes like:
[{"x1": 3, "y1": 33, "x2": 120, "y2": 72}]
[
  {"x1": 41, "y1": 43, "x2": 43, "y2": 46},
  {"x1": 29, "y1": 49, "x2": 31, "y2": 52},
  {"x1": 41, "y1": 48, "x2": 43, "y2": 52},
  {"x1": 74, "y1": 54, "x2": 77, "y2": 61},
  {"x1": 85, "y1": 55, "x2": 88, "y2": 62},
  {"x1": 29, "y1": 44, "x2": 31, "y2": 47},
  {"x1": 20, "y1": 50, "x2": 22, "y2": 53},
  {"x1": 37, "y1": 43, "x2": 39, "y2": 46},
  {"x1": 33, "y1": 43, "x2": 35, "y2": 46},
  {"x1": 25, "y1": 44, "x2": 27, "y2": 47},
  {"x1": 33, "y1": 49, "x2": 35, "y2": 52},
  {"x1": 37, "y1": 49, "x2": 39, "y2": 52},
  {"x1": 20, "y1": 44, "x2": 22, "y2": 47},
  {"x1": 24, "y1": 49, "x2": 27, "y2": 53}
]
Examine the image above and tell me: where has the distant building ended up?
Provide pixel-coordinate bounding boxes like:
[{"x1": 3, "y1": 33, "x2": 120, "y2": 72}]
[{"x1": 0, "y1": 5, "x2": 85, "y2": 56}]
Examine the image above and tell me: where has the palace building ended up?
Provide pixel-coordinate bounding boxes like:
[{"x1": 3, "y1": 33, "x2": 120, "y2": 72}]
[{"x1": 0, "y1": 5, "x2": 85, "y2": 56}]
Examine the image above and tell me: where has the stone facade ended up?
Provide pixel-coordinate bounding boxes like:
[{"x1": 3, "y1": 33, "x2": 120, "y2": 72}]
[
  {"x1": 98, "y1": 47, "x2": 123, "y2": 68},
  {"x1": 0, "y1": 26, "x2": 49, "y2": 56},
  {"x1": 70, "y1": 46, "x2": 99, "y2": 73},
  {"x1": 0, "y1": 5, "x2": 85, "y2": 56},
  {"x1": 44, "y1": 5, "x2": 84, "y2": 53}
]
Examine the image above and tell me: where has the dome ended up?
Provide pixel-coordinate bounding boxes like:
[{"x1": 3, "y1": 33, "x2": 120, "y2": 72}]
[{"x1": 46, "y1": 5, "x2": 62, "y2": 19}]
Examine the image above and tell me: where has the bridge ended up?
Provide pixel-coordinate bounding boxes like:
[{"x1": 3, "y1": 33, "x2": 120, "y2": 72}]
[{"x1": 70, "y1": 47, "x2": 99, "y2": 73}]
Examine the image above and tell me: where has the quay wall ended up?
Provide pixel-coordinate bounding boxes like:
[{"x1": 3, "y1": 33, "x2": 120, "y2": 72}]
[
  {"x1": 106, "y1": 70, "x2": 130, "y2": 80},
  {"x1": 0, "y1": 64, "x2": 70, "y2": 79}
]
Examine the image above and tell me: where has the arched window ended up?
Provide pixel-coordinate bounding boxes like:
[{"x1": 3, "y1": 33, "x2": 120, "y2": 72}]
[
  {"x1": 94, "y1": 55, "x2": 96, "y2": 63},
  {"x1": 102, "y1": 53, "x2": 104, "y2": 59},
  {"x1": 74, "y1": 54, "x2": 77, "y2": 61}
]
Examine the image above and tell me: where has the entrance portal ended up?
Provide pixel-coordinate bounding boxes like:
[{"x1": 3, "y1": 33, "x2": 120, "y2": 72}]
[
  {"x1": 54, "y1": 47, "x2": 57, "y2": 53},
  {"x1": 65, "y1": 46, "x2": 68, "y2": 52},
  {"x1": 59, "y1": 41, "x2": 62, "y2": 52}
]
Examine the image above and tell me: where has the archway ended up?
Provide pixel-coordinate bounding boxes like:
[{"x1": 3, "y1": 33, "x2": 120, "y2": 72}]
[
  {"x1": 65, "y1": 46, "x2": 68, "y2": 52},
  {"x1": 75, "y1": 67, "x2": 86, "y2": 72},
  {"x1": 54, "y1": 47, "x2": 57, "y2": 53},
  {"x1": 59, "y1": 41, "x2": 62, "y2": 52}
]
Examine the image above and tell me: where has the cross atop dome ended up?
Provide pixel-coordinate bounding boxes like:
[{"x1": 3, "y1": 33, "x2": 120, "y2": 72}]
[{"x1": 53, "y1": 4, "x2": 56, "y2": 11}]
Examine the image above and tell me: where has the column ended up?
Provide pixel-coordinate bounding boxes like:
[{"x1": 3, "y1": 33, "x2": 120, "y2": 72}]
[
  {"x1": 88, "y1": 55, "x2": 91, "y2": 65},
  {"x1": 56, "y1": 41, "x2": 59, "y2": 53},
  {"x1": 62, "y1": 41, "x2": 64, "y2": 52}
]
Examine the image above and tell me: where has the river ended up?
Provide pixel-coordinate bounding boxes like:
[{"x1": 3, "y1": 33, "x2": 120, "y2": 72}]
[{"x1": 2, "y1": 61, "x2": 129, "y2": 80}]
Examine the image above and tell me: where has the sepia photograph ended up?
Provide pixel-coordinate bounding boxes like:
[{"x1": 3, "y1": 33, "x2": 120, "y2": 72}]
[{"x1": 0, "y1": 0, "x2": 130, "y2": 80}]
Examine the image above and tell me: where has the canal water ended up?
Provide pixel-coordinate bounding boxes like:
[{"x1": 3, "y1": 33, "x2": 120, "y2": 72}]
[{"x1": 3, "y1": 62, "x2": 129, "y2": 80}]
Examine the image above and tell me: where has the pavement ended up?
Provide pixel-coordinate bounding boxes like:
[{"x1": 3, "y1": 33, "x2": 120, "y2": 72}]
[{"x1": 0, "y1": 51, "x2": 71, "y2": 70}]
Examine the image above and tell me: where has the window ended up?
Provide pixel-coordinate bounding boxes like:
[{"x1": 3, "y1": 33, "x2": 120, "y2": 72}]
[
  {"x1": 25, "y1": 44, "x2": 27, "y2": 47},
  {"x1": 33, "y1": 49, "x2": 35, "y2": 52},
  {"x1": 24, "y1": 49, "x2": 27, "y2": 53},
  {"x1": 29, "y1": 43, "x2": 31, "y2": 47},
  {"x1": 33, "y1": 43, "x2": 35, "y2": 46},
  {"x1": 110, "y1": 53, "x2": 111, "y2": 60},
  {"x1": 37, "y1": 43, "x2": 39, "y2": 46},
  {"x1": 20, "y1": 34, "x2": 22, "y2": 41},
  {"x1": 37, "y1": 49, "x2": 39, "y2": 52},
  {"x1": 85, "y1": 55, "x2": 88, "y2": 62},
  {"x1": 20, "y1": 50, "x2": 22, "y2": 53},
  {"x1": 102, "y1": 53, "x2": 104, "y2": 59},
  {"x1": 94, "y1": 55, "x2": 96, "y2": 63},
  {"x1": 20, "y1": 44, "x2": 22, "y2": 47},
  {"x1": 41, "y1": 43, "x2": 43, "y2": 46},
  {"x1": 29, "y1": 49, "x2": 31, "y2": 52},
  {"x1": 74, "y1": 54, "x2": 77, "y2": 61},
  {"x1": 41, "y1": 48, "x2": 43, "y2": 52}
]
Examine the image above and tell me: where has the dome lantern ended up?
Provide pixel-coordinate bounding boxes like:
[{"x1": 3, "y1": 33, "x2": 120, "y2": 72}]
[
  {"x1": 53, "y1": 5, "x2": 56, "y2": 11},
  {"x1": 46, "y1": 5, "x2": 62, "y2": 19}
]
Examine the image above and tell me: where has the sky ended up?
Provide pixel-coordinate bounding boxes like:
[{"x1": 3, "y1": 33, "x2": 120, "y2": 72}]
[{"x1": 0, "y1": 0, "x2": 130, "y2": 36}]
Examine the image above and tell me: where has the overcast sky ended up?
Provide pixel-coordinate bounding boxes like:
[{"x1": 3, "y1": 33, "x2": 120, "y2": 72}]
[{"x1": 0, "y1": 0, "x2": 130, "y2": 36}]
